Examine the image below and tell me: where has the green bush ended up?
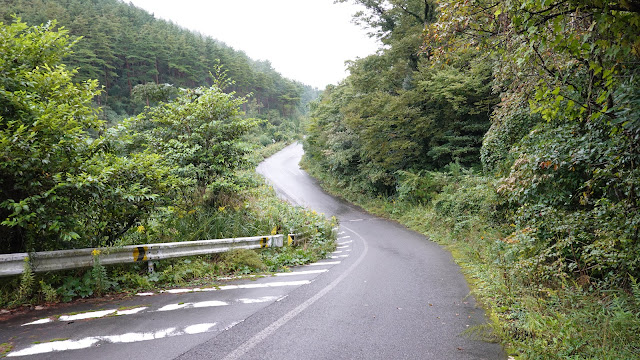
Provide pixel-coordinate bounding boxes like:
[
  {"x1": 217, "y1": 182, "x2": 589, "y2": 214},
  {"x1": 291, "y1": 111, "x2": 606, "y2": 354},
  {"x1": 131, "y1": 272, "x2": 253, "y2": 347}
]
[
  {"x1": 481, "y1": 103, "x2": 541, "y2": 174},
  {"x1": 498, "y1": 116, "x2": 640, "y2": 287},
  {"x1": 0, "y1": 20, "x2": 186, "y2": 252}
]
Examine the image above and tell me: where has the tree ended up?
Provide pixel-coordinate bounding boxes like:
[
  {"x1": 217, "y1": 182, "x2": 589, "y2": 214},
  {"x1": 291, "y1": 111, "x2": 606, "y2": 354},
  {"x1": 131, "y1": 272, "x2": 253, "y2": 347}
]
[
  {"x1": 1, "y1": 0, "x2": 310, "y2": 120},
  {"x1": 305, "y1": 0, "x2": 495, "y2": 195},
  {"x1": 431, "y1": 0, "x2": 640, "y2": 284},
  {"x1": 0, "y1": 19, "x2": 183, "y2": 253}
]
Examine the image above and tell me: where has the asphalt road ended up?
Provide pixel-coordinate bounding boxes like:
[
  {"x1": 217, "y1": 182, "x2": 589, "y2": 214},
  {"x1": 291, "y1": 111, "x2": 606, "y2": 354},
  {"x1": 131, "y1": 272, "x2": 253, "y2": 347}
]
[{"x1": 0, "y1": 143, "x2": 505, "y2": 359}]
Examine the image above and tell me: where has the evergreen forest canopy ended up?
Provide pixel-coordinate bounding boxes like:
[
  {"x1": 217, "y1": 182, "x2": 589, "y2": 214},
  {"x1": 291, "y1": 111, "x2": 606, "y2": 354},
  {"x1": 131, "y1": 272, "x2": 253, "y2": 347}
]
[
  {"x1": 0, "y1": 0, "x2": 320, "y2": 123},
  {"x1": 0, "y1": 0, "x2": 323, "y2": 255},
  {"x1": 305, "y1": 0, "x2": 640, "y2": 288}
]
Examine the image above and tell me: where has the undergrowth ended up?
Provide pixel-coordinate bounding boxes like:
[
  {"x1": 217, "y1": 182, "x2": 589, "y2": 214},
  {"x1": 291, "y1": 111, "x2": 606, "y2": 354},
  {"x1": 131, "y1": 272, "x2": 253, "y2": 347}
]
[
  {"x1": 302, "y1": 158, "x2": 640, "y2": 359},
  {"x1": 0, "y1": 159, "x2": 336, "y2": 308}
]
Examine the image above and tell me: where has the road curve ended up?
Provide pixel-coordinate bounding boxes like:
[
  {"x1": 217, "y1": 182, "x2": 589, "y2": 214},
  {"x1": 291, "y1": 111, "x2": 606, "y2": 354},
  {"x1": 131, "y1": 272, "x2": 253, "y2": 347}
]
[{"x1": 178, "y1": 143, "x2": 505, "y2": 359}]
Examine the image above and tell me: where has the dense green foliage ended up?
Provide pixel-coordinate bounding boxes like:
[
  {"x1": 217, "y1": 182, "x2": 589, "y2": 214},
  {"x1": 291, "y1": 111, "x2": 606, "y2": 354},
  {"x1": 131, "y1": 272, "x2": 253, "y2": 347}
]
[
  {"x1": 430, "y1": 0, "x2": 640, "y2": 288},
  {"x1": 0, "y1": 20, "x2": 253, "y2": 253},
  {"x1": 0, "y1": 18, "x2": 335, "y2": 306},
  {"x1": 307, "y1": 0, "x2": 496, "y2": 195},
  {"x1": 305, "y1": 0, "x2": 640, "y2": 357},
  {"x1": 0, "y1": 0, "x2": 319, "y2": 124},
  {"x1": 309, "y1": 0, "x2": 640, "y2": 290}
]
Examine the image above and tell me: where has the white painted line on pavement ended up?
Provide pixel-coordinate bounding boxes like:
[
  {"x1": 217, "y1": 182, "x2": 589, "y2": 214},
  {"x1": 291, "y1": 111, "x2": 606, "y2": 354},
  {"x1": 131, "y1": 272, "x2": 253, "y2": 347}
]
[
  {"x1": 7, "y1": 323, "x2": 219, "y2": 357},
  {"x1": 274, "y1": 269, "x2": 328, "y2": 276},
  {"x1": 217, "y1": 280, "x2": 311, "y2": 290},
  {"x1": 157, "y1": 300, "x2": 227, "y2": 312},
  {"x1": 157, "y1": 280, "x2": 311, "y2": 295},
  {"x1": 330, "y1": 255, "x2": 349, "y2": 259},
  {"x1": 21, "y1": 290, "x2": 294, "y2": 327},
  {"x1": 22, "y1": 307, "x2": 150, "y2": 326},
  {"x1": 239, "y1": 296, "x2": 280, "y2": 304},
  {"x1": 59, "y1": 309, "x2": 116, "y2": 322},
  {"x1": 22, "y1": 318, "x2": 52, "y2": 326},
  {"x1": 337, "y1": 240, "x2": 353, "y2": 245},
  {"x1": 336, "y1": 245, "x2": 349, "y2": 249},
  {"x1": 116, "y1": 307, "x2": 148, "y2": 316},
  {"x1": 304, "y1": 261, "x2": 341, "y2": 266}
]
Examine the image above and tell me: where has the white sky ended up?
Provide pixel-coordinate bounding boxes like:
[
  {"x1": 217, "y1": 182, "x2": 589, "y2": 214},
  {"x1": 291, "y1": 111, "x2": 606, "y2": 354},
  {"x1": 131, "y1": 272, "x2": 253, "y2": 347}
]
[{"x1": 126, "y1": 0, "x2": 380, "y2": 89}]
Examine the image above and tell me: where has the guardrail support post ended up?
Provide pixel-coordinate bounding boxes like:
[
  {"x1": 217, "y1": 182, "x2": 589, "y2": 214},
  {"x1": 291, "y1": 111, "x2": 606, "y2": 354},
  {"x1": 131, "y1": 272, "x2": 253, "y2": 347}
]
[{"x1": 148, "y1": 261, "x2": 155, "y2": 273}]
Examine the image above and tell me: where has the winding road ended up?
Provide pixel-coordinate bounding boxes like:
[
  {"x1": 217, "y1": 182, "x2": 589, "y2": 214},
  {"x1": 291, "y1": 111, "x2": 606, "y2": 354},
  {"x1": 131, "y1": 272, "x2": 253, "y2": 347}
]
[{"x1": 0, "y1": 143, "x2": 505, "y2": 359}]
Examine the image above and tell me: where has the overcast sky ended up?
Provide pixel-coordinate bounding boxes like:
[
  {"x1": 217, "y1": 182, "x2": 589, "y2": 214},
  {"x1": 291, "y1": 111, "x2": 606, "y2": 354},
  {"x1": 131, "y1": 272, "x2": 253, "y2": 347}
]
[{"x1": 126, "y1": 0, "x2": 380, "y2": 89}]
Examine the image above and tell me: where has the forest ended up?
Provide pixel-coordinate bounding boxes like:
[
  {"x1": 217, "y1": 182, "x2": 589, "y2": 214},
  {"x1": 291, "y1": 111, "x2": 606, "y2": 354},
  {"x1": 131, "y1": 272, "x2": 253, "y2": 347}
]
[
  {"x1": 0, "y1": 1, "x2": 334, "y2": 308},
  {"x1": 0, "y1": 0, "x2": 320, "y2": 128},
  {"x1": 1, "y1": 0, "x2": 639, "y2": 357},
  {"x1": 303, "y1": 0, "x2": 640, "y2": 358}
]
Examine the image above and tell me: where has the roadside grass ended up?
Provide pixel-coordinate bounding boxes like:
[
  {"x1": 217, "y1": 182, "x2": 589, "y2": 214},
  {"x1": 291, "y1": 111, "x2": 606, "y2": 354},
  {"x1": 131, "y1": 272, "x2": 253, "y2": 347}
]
[
  {"x1": 302, "y1": 159, "x2": 640, "y2": 359},
  {"x1": 0, "y1": 143, "x2": 336, "y2": 308}
]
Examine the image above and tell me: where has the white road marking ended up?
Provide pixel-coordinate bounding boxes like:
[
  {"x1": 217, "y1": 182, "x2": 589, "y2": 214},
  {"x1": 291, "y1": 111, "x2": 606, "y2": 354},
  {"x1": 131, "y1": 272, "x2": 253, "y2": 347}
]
[
  {"x1": 22, "y1": 318, "x2": 52, "y2": 326},
  {"x1": 304, "y1": 261, "x2": 341, "y2": 266},
  {"x1": 8, "y1": 323, "x2": 218, "y2": 357},
  {"x1": 21, "y1": 291, "x2": 293, "y2": 327},
  {"x1": 348, "y1": 219, "x2": 364, "y2": 222},
  {"x1": 332, "y1": 251, "x2": 343, "y2": 254},
  {"x1": 338, "y1": 240, "x2": 353, "y2": 245},
  {"x1": 59, "y1": 310, "x2": 116, "y2": 321},
  {"x1": 330, "y1": 255, "x2": 349, "y2": 259},
  {"x1": 22, "y1": 307, "x2": 149, "y2": 326},
  {"x1": 336, "y1": 245, "x2": 349, "y2": 249},
  {"x1": 157, "y1": 301, "x2": 227, "y2": 312},
  {"x1": 274, "y1": 269, "x2": 328, "y2": 276},
  {"x1": 239, "y1": 296, "x2": 280, "y2": 304},
  {"x1": 217, "y1": 280, "x2": 311, "y2": 290},
  {"x1": 9, "y1": 338, "x2": 100, "y2": 357},
  {"x1": 155, "y1": 280, "x2": 312, "y2": 295},
  {"x1": 115, "y1": 307, "x2": 148, "y2": 316}
]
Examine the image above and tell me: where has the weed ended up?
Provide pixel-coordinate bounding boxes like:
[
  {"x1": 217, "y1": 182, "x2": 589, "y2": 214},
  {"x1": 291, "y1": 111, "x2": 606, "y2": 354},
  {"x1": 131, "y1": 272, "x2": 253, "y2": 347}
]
[
  {"x1": 15, "y1": 258, "x2": 34, "y2": 305},
  {"x1": 47, "y1": 338, "x2": 69, "y2": 343},
  {"x1": 0, "y1": 343, "x2": 12, "y2": 357},
  {"x1": 221, "y1": 249, "x2": 266, "y2": 273},
  {"x1": 39, "y1": 281, "x2": 58, "y2": 303}
]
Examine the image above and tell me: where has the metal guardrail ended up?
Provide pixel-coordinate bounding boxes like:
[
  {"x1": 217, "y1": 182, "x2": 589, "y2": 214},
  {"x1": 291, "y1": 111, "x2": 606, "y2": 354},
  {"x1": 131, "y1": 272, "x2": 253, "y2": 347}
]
[{"x1": 0, "y1": 235, "x2": 284, "y2": 277}]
